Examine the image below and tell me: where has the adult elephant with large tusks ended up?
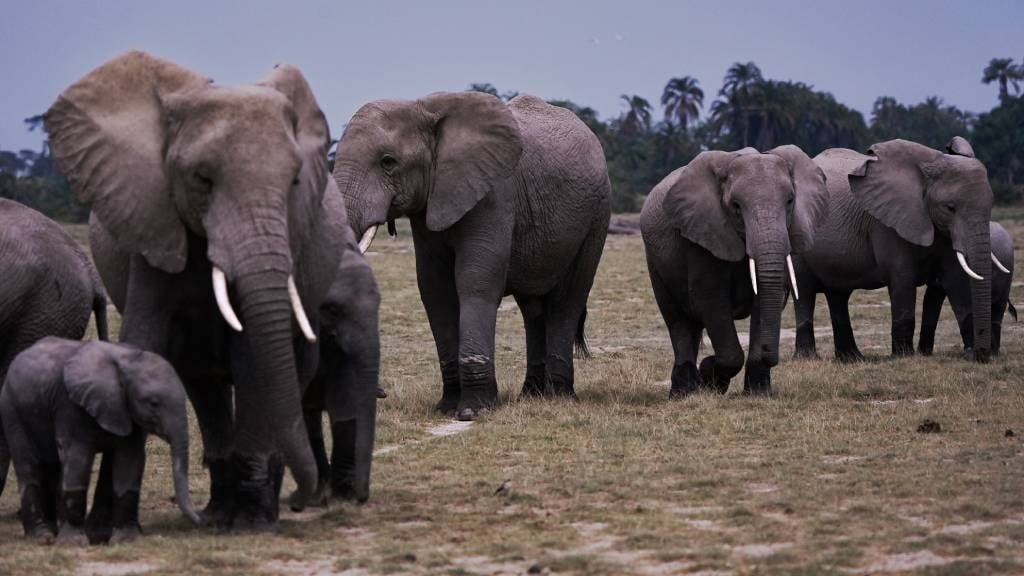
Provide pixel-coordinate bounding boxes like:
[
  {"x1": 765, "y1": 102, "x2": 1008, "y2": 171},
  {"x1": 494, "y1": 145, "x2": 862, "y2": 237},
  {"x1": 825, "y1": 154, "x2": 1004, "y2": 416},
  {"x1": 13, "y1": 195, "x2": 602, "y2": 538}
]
[
  {"x1": 793, "y1": 137, "x2": 999, "y2": 363},
  {"x1": 641, "y1": 146, "x2": 829, "y2": 396},
  {"x1": 44, "y1": 51, "x2": 349, "y2": 529},
  {"x1": 336, "y1": 92, "x2": 610, "y2": 421}
]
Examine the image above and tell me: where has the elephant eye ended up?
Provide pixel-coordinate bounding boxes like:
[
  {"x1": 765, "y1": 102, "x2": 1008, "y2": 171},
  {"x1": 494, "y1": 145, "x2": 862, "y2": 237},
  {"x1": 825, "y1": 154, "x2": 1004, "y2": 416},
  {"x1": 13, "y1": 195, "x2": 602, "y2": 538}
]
[
  {"x1": 945, "y1": 203, "x2": 956, "y2": 213},
  {"x1": 380, "y1": 154, "x2": 398, "y2": 173},
  {"x1": 193, "y1": 171, "x2": 213, "y2": 190}
]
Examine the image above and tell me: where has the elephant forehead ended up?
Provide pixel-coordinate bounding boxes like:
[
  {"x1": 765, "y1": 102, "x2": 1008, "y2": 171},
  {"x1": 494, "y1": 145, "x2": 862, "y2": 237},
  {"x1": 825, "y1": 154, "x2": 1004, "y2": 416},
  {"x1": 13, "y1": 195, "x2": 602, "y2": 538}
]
[
  {"x1": 174, "y1": 85, "x2": 293, "y2": 126},
  {"x1": 727, "y1": 155, "x2": 791, "y2": 190}
]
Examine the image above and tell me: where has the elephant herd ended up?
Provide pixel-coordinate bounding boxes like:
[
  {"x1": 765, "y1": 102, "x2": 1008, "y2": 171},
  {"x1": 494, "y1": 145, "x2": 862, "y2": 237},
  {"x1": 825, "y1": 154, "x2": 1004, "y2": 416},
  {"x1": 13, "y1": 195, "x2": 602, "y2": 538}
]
[{"x1": 0, "y1": 50, "x2": 1014, "y2": 545}]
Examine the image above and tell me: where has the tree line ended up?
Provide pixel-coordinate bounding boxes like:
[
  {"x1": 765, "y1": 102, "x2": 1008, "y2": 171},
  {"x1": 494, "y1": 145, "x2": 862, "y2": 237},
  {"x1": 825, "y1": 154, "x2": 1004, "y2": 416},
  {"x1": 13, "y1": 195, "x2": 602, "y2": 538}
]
[{"x1": 3, "y1": 58, "x2": 1023, "y2": 221}]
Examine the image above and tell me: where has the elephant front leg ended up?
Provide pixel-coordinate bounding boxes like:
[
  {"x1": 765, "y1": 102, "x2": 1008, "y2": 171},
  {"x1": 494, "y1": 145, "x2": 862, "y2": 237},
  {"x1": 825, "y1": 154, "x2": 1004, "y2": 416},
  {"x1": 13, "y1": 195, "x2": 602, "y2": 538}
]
[
  {"x1": 888, "y1": 281, "x2": 917, "y2": 357},
  {"x1": 918, "y1": 283, "x2": 945, "y2": 355},
  {"x1": 455, "y1": 295, "x2": 501, "y2": 421},
  {"x1": 108, "y1": 434, "x2": 146, "y2": 544},
  {"x1": 793, "y1": 291, "x2": 818, "y2": 359},
  {"x1": 415, "y1": 245, "x2": 461, "y2": 415},
  {"x1": 825, "y1": 290, "x2": 864, "y2": 362},
  {"x1": 57, "y1": 443, "x2": 94, "y2": 547}
]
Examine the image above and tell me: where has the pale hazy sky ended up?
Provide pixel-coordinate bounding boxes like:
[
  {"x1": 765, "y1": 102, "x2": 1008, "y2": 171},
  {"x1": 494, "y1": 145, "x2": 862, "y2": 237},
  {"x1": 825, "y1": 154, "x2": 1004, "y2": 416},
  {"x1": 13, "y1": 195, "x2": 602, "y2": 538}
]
[{"x1": 2, "y1": 1, "x2": 1022, "y2": 151}]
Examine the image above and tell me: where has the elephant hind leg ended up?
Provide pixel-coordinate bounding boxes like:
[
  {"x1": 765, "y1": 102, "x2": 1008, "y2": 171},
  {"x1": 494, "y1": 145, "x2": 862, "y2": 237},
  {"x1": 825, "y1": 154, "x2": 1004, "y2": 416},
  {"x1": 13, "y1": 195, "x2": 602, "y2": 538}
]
[
  {"x1": 515, "y1": 295, "x2": 548, "y2": 397},
  {"x1": 824, "y1": 290, "x2": 864, "y2": 362},
  {"x1": 541, "y1": 220, "x2": 607, "y2": 399}
]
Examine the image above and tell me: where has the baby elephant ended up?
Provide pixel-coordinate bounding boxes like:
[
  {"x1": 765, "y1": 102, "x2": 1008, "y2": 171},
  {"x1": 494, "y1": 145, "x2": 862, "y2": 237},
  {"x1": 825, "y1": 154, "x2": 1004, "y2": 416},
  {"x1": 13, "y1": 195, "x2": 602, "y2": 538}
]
[{"x1": 0, "y1": 338, "x2": 200, "y2": 545}]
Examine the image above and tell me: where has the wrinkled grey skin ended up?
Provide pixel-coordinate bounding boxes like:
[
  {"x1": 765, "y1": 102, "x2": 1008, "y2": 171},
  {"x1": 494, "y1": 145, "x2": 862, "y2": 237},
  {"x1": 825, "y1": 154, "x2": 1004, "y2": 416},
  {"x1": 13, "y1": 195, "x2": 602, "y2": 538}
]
[
  {"x1": 44, "y1": 51, "x2": 346, "y2": 529},
  {"x1": 336, "y1": 92, "x2": 610, "y2": 420},
  {"x1": 920, "y1": 221, "x2": 1016, "y2": 356},
  {"x1": 0, "y1": 338, "x2": 199, "y2": 546},
  {"x1": 641, "y1": 146, "x2": 829, "y2": 396},
  {"x1": 793, "y1": 138, "x2": 995, "y2": 363},
  {"x1": 298, "y1": 232, "x2": 380, "y2": 507},
  {"x1": 0, "y1": 199, "x2": 108, "y2": 499}
]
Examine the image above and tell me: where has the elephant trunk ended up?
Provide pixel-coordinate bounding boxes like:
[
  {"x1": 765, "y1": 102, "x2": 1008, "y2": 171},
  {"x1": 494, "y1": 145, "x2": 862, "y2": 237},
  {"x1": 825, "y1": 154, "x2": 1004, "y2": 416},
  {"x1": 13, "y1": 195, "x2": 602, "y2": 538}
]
[
  {"x1": 169, "y1": 430, "x2": 201, "y2": 525},
  {"x1": 751, "y1": 250, "x2": 787, "y2": 368},
  {"x1": 966, "y1": 222, "x2": 993, "y2": 362},
  {"x1": 334, "y1": 163, "x2": 392, "y2": 250}
]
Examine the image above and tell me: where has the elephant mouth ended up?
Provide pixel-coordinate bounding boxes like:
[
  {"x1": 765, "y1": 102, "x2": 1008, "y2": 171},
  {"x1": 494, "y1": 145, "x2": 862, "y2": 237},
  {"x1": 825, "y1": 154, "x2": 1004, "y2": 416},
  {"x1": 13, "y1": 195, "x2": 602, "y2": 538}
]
[{"x1": 356, "y1": 218, "x2": 397, "y2": 254}]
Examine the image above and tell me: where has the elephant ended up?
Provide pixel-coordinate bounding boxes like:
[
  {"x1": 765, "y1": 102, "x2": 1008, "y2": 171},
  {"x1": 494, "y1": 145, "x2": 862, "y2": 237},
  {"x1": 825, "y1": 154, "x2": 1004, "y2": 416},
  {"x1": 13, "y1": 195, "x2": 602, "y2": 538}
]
[
  {"x1": 44, "y1": 51, "x2": 350, "y2": 529},
  {"x1": 641, "y1": 146, "x2": 830, "y2": 396},
  {"x1": 792, "y1": 137, "x2": 1002, "y2": 363},
  {"x1": 0, "y1": 337, "x2": 200, "y2": 545},
  {"x1": 0, "y1": 198, "x2": 109, "y2": 498},
  {"x1": 335, "y1": 92, "x2": 610, "y2": 420},
  {"x1": 299, "y1": 232, "x2": 380, "y2": 507},
  {"x1": 919, "y1": 221, "x2": 1016, "y2": 356}
]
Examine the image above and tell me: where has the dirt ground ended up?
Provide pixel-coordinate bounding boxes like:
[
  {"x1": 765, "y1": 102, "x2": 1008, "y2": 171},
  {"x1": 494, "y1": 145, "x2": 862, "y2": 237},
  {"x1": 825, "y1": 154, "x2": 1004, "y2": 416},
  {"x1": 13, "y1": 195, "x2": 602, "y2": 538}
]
[{"x1": 0, "y1": 207, "x2": 1021, "y2": 575}]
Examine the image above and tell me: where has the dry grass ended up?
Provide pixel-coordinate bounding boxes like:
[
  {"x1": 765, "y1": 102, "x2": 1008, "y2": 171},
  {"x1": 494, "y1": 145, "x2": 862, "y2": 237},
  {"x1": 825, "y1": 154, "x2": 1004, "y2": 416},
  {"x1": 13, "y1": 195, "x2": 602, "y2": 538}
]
[{"x1": 2, "y1": 208, "x2": 1023, "y2": 575}]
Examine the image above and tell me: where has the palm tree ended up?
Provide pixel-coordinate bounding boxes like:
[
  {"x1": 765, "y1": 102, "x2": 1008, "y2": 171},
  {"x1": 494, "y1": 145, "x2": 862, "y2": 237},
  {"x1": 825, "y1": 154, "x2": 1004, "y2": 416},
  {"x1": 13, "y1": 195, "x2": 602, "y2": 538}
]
[
  {"x1": 619, "y1": 94, "x2": 653, "y2": 135},
  {"x1": 982, "y1": 58, "x2": 1024, "y2": 100},
  {"x1": 712, "y1": 62, "x2": 764, "y2": 147},
  {"x1": 660, "y1": 76, "x2": 704, "y2": 131},
  {"x1": 468, "y1": 83, "x2": 500, "y2": 97}
]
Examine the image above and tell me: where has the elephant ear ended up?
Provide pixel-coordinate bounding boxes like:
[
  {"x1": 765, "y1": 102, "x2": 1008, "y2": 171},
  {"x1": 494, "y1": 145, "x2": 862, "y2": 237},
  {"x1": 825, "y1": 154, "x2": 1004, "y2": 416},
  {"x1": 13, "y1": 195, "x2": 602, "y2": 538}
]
[
  {"x1": 44, "y1": 51, "x2": 210, "y2": 274},
  {"x1": 259, "y1": 64, "x2": 331, "y2": 257},
  {"x1": 63, "y1": 343, "x2": 133, "y2": 437},
  {"x1": 418, "y1": 92, "x2": 524, "y2": 231},
  {"x1": 946, "y1": 136, "x2": 975, "y2": 158},
  {"x1": 662, "y1": 150, "x2": 745, "y2": 261},
  {"x1": 767, "y1": 145, "x2": 830, "y2": 253},
  {"x1": 848, "y1": 139, "x2": 940, "y2": 247}
]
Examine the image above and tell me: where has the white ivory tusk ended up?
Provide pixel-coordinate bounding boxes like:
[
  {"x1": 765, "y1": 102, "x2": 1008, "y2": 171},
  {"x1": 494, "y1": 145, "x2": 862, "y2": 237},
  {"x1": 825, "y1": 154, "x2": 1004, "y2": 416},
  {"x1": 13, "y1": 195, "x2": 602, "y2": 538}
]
[
  {"x1": 956, "y1": 251, "x2": 984, "y2": 281},
  {"x1": 288, "y1": 276, "x2": 317, "y2": 343},
  {"x1": 358, "y1": 225, "x2": 378, "y2": 254},
  {"x1": 212, "y1": 267, "x2": 243, "y2": 332},
  {"x1": 992, "y1": 252, "x2": 1011, "y2": 274},
  {"x1": 786, "y1": 254, "x2": 800, "y2": 301},
  {"x1": 748, "y1": 258, "x2": 758, "y2": 295}
]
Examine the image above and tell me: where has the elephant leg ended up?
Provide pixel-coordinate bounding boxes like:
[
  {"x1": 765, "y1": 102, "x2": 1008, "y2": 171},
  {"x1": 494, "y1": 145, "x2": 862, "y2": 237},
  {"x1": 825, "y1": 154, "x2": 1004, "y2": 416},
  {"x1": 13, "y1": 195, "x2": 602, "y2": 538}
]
[
  {"x1": 108, "y1": 435, "x2": 146, "y2": 544},
  {"x1": 454, "y1": 295, "x2": 501, "y2": 420},
  {"x1": 918, "y1": 283, "x2": 945, "y2": 355},
  {"x1": 794, "y1": 290, "x2": 819, "y2": 359},
  {"x1": 888, "y1": 280, "x2": 917, "y2": 357},
  {"x1": 0, "y1": 401, "x2": 53, "y2": 541},
  {"x1": 85, "y1": 454, "x2": 114, "y2": 544},
  {"x1": 415, "y1": 244, "x2": 461, "y2": 415},
  {"x1": 516, "y1": 295, "x2": 548, "y2": 397},
  {"x1": 325, "y1": 332, "x2": 379, "y2": 504},
  {"x1": 178, "y1": 370, "x2": 235, "y2": 526},
  {"x1": 57, "y1": 442, "x2": 94, "y2": 546},
  {"x1": 299, "y1": 380, "x2": 330, "y2": 508},
  {"x1": 542, "y1": 220, "x2": 606, "y2": 399},
  {"x1": 743, "y1": 299, "x2": 771, "y2": 395},
  {"x1": 825, "y1": 290, "x2": 863, "y2": 362},
  {"x1": 668, "y1": 318, "x2": 704, "y2": 398}
]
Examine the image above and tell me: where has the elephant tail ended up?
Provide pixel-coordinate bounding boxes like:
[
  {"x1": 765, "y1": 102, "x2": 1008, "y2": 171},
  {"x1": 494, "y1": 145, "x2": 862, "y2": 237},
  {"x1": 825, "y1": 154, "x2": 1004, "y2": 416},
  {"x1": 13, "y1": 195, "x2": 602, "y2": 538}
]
[
  {"x1": 574, "y1": 307, "x2": 591, "y2": 359},
  {"x1": 1009, "y1": 300, "x2": 1018, "y2": 323},
  {"x1": 92, "y1": 289, "x2": 109, "y2": 342}
]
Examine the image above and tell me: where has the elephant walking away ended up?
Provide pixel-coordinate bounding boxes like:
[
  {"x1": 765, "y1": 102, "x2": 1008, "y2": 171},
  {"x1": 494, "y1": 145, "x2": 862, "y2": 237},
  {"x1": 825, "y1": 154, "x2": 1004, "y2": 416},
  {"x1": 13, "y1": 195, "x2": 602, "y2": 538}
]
[
  {"x1": 793, "y1": 137, "x2": 1000, "y2": 363},
  {"x1": 45, "y1": 51, "x2": 349, "y2": 529},
  {"x1": 0, "y1": 338, "x2": 199, "y2": 545},
  {"x1": 0, "y1": 199, "x2": 109, "y2": 498},
  {"x1": 336, "y1": 92, "x2": 610, "y2": 420},
  {"x1": 642, "y1": 146, "x2": 829, "y2": 396},
  {"x1": 920, "y1": 221, "x2": 1016, "y2": 356}
]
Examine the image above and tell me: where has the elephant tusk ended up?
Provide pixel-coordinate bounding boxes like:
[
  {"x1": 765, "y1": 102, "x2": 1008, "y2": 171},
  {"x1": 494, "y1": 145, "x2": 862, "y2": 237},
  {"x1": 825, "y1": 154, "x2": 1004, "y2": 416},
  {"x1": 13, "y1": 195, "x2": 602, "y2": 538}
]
[
  {"x1": 992, "y1": 252, "x2": 1011, "y2": 274},
  {"x1": 288, "y1": 276, "x2": 317, "y2": 343},
  {"x1": 748, "y1": 258, "x2": 758, "y2": 295},
  {"x1": 212, "y1": 267, "x2": 243, "y2": 333},
  {"x1": 956, "y1": 251, "x2": 984, "y2": 281},
  {"x1": 786, "y1": 254, "x2": 800, "y2": 301},
  {"x1": 358, "y1": 225, "x2": 378, "y2": 254}
]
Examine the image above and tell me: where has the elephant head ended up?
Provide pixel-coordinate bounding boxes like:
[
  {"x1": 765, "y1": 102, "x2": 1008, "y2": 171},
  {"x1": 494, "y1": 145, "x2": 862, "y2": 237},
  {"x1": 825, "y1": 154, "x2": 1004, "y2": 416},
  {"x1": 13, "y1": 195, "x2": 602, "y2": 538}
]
[
  {"x1": 848, "y1": 138, "x2": 998, "y2": 362},
  {"x1": 663, "y1": 145, "x2": 829, "y2": 368},
  {"x1": 44, "y1": 51, "x2": 330, "y2": 506},
  {"x1": 332, "y1": 91, "x2": 523, "y2": 249},
  {"x1": 63, "y1": 342, "x2": 200, "y2": 525}
]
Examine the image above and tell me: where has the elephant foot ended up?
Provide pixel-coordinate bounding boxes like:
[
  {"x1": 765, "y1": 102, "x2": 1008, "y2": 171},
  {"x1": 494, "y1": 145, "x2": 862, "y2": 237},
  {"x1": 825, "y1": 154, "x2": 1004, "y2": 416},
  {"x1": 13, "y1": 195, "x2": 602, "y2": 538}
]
[
  {"x1": 227, "y1": 454, "x2": 280, "y2": 532},
  {"x1": 520, "y1": 365, "x2": 548, "y2": 398},
  {"x1": 201, "y1": 459, "x2": 236, "y2": 527},
  {"x1": 435, "y1": 394, "x2": 461, "y2": 416},
  {"x1": 109, "y1": 524, "x2": 142, "y2": 545},
  {"x1": 291, "y1": 479, "x2": 330, "y2": 510},
  {"x1": 30, "y1": 529, "x2": 55, "y2": 546},
  {"x1": 457, "y1": 406, "x2": 492, "y2": 421},
  {"x1": 793, "y1": 347, "x2": 819, "y2": 360},
  {"x1": 698, "y1": 356, "x2": 732, "y2": 394},
  {"x1": 56, "y1": 525, "x2": 89, "y2": 547},
  {"x1": 742, "y1": 364, "x2": 772, "y2": 396},
  {"x1": 965, "y1": 347, "x2": 991, "y2": 364},
  {"x1": 549, "y1": 373, "x2": 577, "y2": 399},
  {"x1": 669, "y1": 363, "x2": 701, "y2": 399}
]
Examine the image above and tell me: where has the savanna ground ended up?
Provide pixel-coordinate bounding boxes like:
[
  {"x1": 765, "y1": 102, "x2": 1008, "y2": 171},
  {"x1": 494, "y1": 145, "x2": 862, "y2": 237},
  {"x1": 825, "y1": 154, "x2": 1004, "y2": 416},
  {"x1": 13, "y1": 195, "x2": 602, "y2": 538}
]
[{"x1": 1, "y1": 208, "x2": 1023, "y2": 576}]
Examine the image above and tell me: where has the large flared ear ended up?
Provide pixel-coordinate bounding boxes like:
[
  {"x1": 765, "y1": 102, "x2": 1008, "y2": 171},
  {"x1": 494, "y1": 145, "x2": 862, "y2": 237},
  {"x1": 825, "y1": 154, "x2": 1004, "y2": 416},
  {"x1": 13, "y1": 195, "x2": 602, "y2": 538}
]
[
  {"x1": 63, "y1": 343, "x2": 133, "y2": 437},
  {"x1": 44, "y1": 51, "x2": 210, "y2": 273},
  {"x1": 767, "y1": 145, "x2": 830, "y2": 253},
  {"x1": 418, "y1": 92, "x2": 524, "y2": 231},
  {"x1": 260, "y1": 64, "x2": 331, "y2": 255},
  {"x1": 661, "y1": 150, "x2": 744, "y2": 261},
  {"x1": 848, "y1": 139, "x2": 939, "y2": 247},
  {"x1": 946, "y1": 136, "x2": 975, "y2": 158}
]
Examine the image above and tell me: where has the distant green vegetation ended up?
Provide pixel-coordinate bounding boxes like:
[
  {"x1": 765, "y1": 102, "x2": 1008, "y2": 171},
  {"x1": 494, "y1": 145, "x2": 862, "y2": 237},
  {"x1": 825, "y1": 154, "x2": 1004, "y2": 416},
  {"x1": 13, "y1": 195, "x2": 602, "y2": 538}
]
[{"x1": 3, "y1": 58, "x2": 1022, "y2": 221}]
